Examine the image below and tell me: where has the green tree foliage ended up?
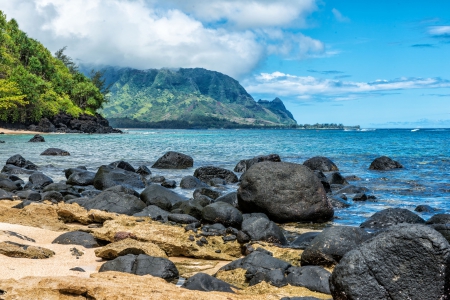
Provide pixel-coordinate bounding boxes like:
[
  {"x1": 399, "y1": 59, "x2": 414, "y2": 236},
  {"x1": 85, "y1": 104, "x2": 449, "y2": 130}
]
[{"x1": 0, "y1": 11, "x2": 106, "y2": 123}]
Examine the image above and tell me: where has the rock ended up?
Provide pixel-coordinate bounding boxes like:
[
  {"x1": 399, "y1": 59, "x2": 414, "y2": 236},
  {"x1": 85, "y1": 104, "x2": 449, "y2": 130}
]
[
  {"x1": 360, "y1": 208, "x2": 425, "y2": 230},
  {"x1": 180, "y1": 175, "x2": 208, "y2": 189},
  {"x1": 28, "y1": 173, "x2": 53, "y2": 190},
  {"x1": 238, "y1": 162, "x2": 333, "y2": 223},
  {"x1": 290, "y1": 232, "x2": 320, "y2": 249},
  {"x1": 1, "y1": 164, "x2": 35, "y2": 175},
  {"x1": 241, "y1": 216, "x2": 287, "y2": 245},
  {"x1": 303, "y1": 156, "x2": 338, "y2": 172},
  {"x1": 234, "y1": 154, "x2": 281, "y2": 173},
  {"x1": 194, "y1": 166, "x2": 238, "y2": 184},
  {"x1": 28, "y1": 134, "x2": 45, "y2": 142},
  {"x1": 136, "y1": 165, "x2": 151, "y2": 176},
  {"x1": 286, "y1": 266, "x2": 331, "y2": 294},
  {"x1": 52, "y1": 231, "x2": 101, "y2": 248},
  {"x1": 0, "y1": 241, "x2": 54, "y2": 259},
  {"x1": 40, "y1": 148, "x2": 70, "y2": 156},
  {"x1": 83, "y1": 190, "x2": 146, "y2": 215},
  {"x1": 327, "y1": 172, "x2": 348, "y2": 185},
  {"x1": 0, "y1": 177, "x2": 21, "y2": 192},
  {"x1": 104, "y1": 185, "x2": 139, "y2": 198},
  {"x1": 114, "y1": 232, "x2": 137, "y2": 242},
  {"x1": 168, "y1": 213, "x2": 199, "y2": 224},
  {"x1": 334, "y1": 185, "x2": 368, "y2": 195},
  {"x1": 66, "y1": 170, "x2": 95, "y2": 186},
  {"x1": 109, "y1": 160, "x2": 136, "y2": 172},
  {"x1": 152, "y1": 151, "x2": 193, "y2": 169},
  {"x1": 133, "y1": 205, "x2": 170, "y2": 221},
  {"x1": 415, "y1": 204, "x2": 435, "y2": 213},
  {"x1": 140, "y1": 184, "x2": 186, "y2": 211},
  {"x1": 176, "y1": 200, "x2": 204, "y2": 220},
  {"x1": 94, "y1": 238, "x2": 167, "y2": 259},
  {"x1": 99, "y1": 254, "x2": 179, "y2": 282},
  {"x1": 6, "y1": 154, "x2": 30, "y2": 168},
  {"x1": 202, "y1": 202, "x2": 243, "y2": 228},
  {"x1": 369, "y1": 155, "x2": 403, "y2": 170},
  {"x1": 194, "y1": 187, "x2": 221, "y2": 200},
  {"x1": 429, "y1": 224, "x2": 450, "y2": 243},
  {"x1": 41, "y1": 191, "x2": 64, "y2": 203},
  {"x1": 161, "y1": 179, "x2": 176, "y2": 188},
  {"x1": 69, "y1": 267, "x2": 85, "y2": 272},
  {"x1": 301, "y1": 226, "x2": 371, "y2": 267},
  {"x1": 249, "y1": 268, "x2": 287, "y2": 287},
  {"x1": 93, "y1": 165, "x2": 145, "y2": 190},
  {"x1": 328, "y1": 196, "x2": 351, "y2": 208},
  {"x1": 64, "y1": 166, "x2": 87, "y2": 178},
  {"x1": 426, "y1": 214, "x2": 450, "y2": 224},
  {"x1": 345, "y1": 175, "x2": 361, "y2": 181},
  {"x1": 352, "y1": 193, "x2": 368, "y2": 201},
  {"x1": 0, "y1": 188, "x2": 13, "y2": 200},
  {"x1": 150, "y1": 176, "x2": 165, "y2": 183},
  {"x1": 214, "y1": 192, "x2": 237, "y2": 206},
  {"x1": 329, "y1": 224, "x2": 450, "y2": 300},
  {"x1": 183, "y1": 272, "x2": 236, "y2": 293}
]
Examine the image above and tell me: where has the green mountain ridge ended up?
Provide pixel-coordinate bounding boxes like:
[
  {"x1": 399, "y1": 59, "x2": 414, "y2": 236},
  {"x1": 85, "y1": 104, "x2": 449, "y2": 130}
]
[{"x1": 88, "y1": 66, "x2": 297, "y2": 127}]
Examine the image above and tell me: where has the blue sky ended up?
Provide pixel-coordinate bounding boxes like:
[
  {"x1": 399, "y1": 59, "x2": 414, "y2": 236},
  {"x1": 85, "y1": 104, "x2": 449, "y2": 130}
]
[{"x1": 1, "y1": 0, "x2": 450, "y2": 127}]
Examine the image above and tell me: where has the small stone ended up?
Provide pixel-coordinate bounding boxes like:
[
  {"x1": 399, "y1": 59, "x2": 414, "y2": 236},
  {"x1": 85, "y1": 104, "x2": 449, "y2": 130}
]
[
  {"x1": 188, "y1": 235, "x2": 195, "y2": 242},
  {"x1": 69, "y1": 267, "x2": 85, "y2": 272},
  {"x1": 215, "y1": 249, "x2": 222, "y2": 253},
  {"x1": 114, "y1": 231, "x2": 137, "y2": 242},
  {"x1": 199, "y1": 237, "x2": 208, "y2": 245}
]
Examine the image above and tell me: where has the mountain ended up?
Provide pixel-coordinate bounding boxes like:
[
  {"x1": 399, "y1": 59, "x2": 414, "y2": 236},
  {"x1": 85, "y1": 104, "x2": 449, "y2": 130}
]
[
  {"x1": 0, "y1": 11, "x2": 106, "y2": 124},
  {"x1": 89, "y1": 66, "x2": 297, "y2": 128}
]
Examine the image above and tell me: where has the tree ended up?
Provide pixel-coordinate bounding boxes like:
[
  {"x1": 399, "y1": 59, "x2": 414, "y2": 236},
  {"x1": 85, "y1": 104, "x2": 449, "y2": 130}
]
[
  {"x1": 54, "y1": 46, "x2": 78, "y2": 74},
  {"x1": 89, "y1": 69, "x2": 111, "y2": 96},
  {"x1": 0, "y1": 79, "x2": 28, "y2": 121}
]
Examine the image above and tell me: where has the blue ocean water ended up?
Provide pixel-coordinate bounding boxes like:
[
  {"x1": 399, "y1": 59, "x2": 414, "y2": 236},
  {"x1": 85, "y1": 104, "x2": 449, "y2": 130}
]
[{"x1": 0, "y1": 128, "x2": 449, "y2": 226}]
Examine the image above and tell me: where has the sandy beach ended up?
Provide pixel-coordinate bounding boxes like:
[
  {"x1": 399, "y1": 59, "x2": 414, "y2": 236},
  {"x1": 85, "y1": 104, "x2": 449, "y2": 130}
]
[{"x1": 0, "y1": 128, "x2": 42, "y2": 135}]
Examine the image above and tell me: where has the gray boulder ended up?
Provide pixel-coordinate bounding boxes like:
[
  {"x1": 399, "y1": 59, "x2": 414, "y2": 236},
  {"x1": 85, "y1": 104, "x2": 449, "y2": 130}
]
[
  {"x1": 182, "y1": 273, "x2": 235, "y2": 293},
  {"x1": 303, "y1": 156, "x2": 338, "y2": 172},
  {"x1": 28, "y1": 134, "x2": 45, "y2": 142},
  {"x1": 238, "y1": 162, "x2": 333, "y2": 223},
  {"x1": 286, "y1": 266, "x2": 331, "y2": 294},
  {"x1": 202, "y1": 202, "x2": 243, "y2": 228},
  {"x1": 52, "y1": 231, "x2": 100, "y2": 248},
  {"x1": 360, "y1": 208, "x2": 425, "y2": 230},
  {"x1": 83, "y1": 190, "x2": 146, "y2": 215},
  {"x1": 194, "y1": 166, "x2": 238, "y2": 184},
  {"x1": 40, "y1": 148, "x2": 70, "y2": 156},
  {"x1": 369, "y1": 156, "x2": 403, "y2": 170},
  {"x1": 152, "y1": 151, "x2": 193, "y2": 169},
  {"x1": 140, "y1": 184, "x2": 187, "y2": 211},
  {"x1": 93, "y1": 165, "x2": 144, "y2": 190},
  {"x1": 241, "y1": 215, "x2": 287, "y2": 245},
  {"x1": 234, "y1": 154, "x2": 281, "y2": 173},
  {"x1": 180, "y1": 175, "x2": 207, "y2": 189},
  {"x1": 66, "y1": 171, "x2": 95, "y2": 186},
  {"x1": 133, "y1": 205, "x2": 170, "y2": 222}
]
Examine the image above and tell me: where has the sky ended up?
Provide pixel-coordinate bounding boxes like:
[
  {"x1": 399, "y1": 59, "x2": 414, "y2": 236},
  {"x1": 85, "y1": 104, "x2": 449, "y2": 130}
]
[{"x1": 1, "y1": 0, "x2": 450, "y2": 128}]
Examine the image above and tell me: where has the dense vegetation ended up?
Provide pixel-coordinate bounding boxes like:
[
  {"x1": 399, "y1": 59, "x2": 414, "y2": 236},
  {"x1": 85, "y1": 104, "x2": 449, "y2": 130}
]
[
  {"x1": 0, "y1": 11, "x2": 106, "y2": 123},
  {"x1": 84, "y1": 66, "x2": 298, "y2": 127}
]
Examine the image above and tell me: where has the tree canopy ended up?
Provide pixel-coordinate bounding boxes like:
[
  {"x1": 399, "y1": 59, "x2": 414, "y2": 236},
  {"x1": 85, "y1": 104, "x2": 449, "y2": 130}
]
[{"x1": 0, "y1": 11, "x2": 107, "y2": 123}]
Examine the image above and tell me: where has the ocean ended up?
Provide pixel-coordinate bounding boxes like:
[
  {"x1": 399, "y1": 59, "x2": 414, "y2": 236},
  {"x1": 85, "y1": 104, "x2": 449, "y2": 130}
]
[{"x1": 1, "y1": 128, "x2": 449, "y2": 226}]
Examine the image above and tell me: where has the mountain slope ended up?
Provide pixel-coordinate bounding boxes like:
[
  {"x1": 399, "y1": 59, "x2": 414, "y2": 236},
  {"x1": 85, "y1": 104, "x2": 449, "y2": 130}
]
[{"x1": 94, "y1": 67, "x2": 296, "y2": 127}]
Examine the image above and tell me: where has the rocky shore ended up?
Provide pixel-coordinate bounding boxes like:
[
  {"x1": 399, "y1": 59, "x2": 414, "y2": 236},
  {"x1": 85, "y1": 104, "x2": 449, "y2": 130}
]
[
  {"x1": 0, "y1": 151, "x2": 449, "y2": 299},
  {"x1": 0, "y1": 113, "x2": 122, "y2": 134}
]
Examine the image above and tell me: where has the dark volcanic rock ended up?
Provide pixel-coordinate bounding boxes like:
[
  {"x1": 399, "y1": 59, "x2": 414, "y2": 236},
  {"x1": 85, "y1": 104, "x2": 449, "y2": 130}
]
[
  {"x1": 99, "y1": 254, "x2": 178, "y2": 281},
  {"x1": 182, "y1": 273, "x2": 235, "y2": 293},
  {"x1": 15, "y1": 190, "x2": 41, "y2": 201},
  {"x1": 0, "y1": 178, "x2": 21, "y2": 192},
  {"x1": 194, "y1": 166, "x2": 238, "y2": 184},
  {"x1": 202, "y1": 202, "x2": 243, "y2": 228},
  {"x1": 329, "y1": 224, "x2": 450, "y2": 300},
  {"x1": 52, "y1": 231, "x2": 100, "y2": 248},
  {"x1": 301, "y1": 226, "x2": 371, "y2": 267},
  {"x1": 234, "y1": 154, "x2": 281, "y2": 173},
  {"x1": 40, "y1": 148, "x2": 70, "y2": 156},
  {"x1": 180, "y1": 175, "x2": 208, "y2": 189},
  {"x1": 328, "y1": 196, "x2": 351, "y2": 209},
  {"x1": 415, "y1": 204, "x2": 435, "y2": 213},
  {"x1": 286, "y1": 266, "x2": 331, "y2": 294},
  {"x1": 290, "y1": 232, "x2": 320, "y2": 249},
  {"x1": 334, "y1": 185, "x2": 368, "y2": 195},
  {"x1": 426, "y1": 214, "x2": 450, "y2": 225},
  {"x1": 238, "y1": 161, "x2": 333, "y2": 223},
  {"x1": 28, "y1": 173, "x2": 53, "y2": 190},
  {"x1": 214, "y1": 191, "x2": 237, "y2": 206},
  {"x1": 93, "y1": 165, "x2": 145, "y2": 190},
  {"x1": 136, "y1": 165, "x2": 151, "y2": 176},
  {"x1": 66, "y1": 171, "x2": 95, "y2": 186},
  {"x1": 303, "y1": 156, "x2": 338, "y2": 172},
  {"x1": 241, "y1": 215, "x2": 287, "y2": 245},
  {"x1": 1, "y1": 164, "x2": 35, "y2": 175},
  {"x1": 0, "y1": 189, "x2": 13, "y2": 200},
  {"x1": 360, "y1": 208, "x2": 425, "y2": 230},
  {"x1": 161, "y1": 179, "x2": 176, "y2": 189},
  {"x1": 28, "y1": 134, "x2": 45, "y2": 142},
  {"x1": 152, "y1": 151, "x2": 193, "y2": 169},
  {"x1": 64, "y1": 167, "x2": 87, "y2": 179},
  {"x1": 193, "y1": 187, "x2": 220, "y2": 200},
  {"x1": 369, "y1": 155, "x2": 403, "y2": 170},
  {"x1": 41, "y1": 191, "x2": 64, "y2": 203},
  {"x1": 5, "y1": 154, "x2": 37, "y2": 170},
  {"x1": 327, "y1": 172, "x2": 348, "y2": 185},
  {"x1": 140, "y1": 184, "x2": 186, "y2": 211},
  {"x1": 168, "y1": 213, "x2": 199, "y2": 224},
  {"x1": 83, "y1": 190, "x2": 146, "y2": 215},
  {"x1": 109, "y1": 161, "x2": 136, "y2": 172},
  {"x1": 133, "y1": 205, "x2": 170, "y2": 222}
]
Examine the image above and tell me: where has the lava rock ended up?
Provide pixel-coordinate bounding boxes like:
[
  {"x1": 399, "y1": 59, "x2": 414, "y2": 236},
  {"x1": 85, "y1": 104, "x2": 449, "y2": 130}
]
[
  {"x1": 329, "y1": 224, "x2": 450, "y2": 299},
  {"x1": 213, "y1": 191, "x2": 238, "y2": 206},
  {"x1": 193, "y1": 187, "x2": 220, "y2": 200},
  {"x1": 290, "y1": 232, "x2": 320, "y2": 249},
  {"x1": 415, "y1": 205, "x2": 435, "y2": 213},
  {"x1": 301, "y1": 226, "x2": 371, "y2": 267},
  {"x1": 234, "y1": 154, "x2": 281, "y2": 173},
  {"x1": 369, "y1": 156, "x2": 403, "y2": 170},
  {"x1": 152, "y1": 151, "x2": 193, "y2": 169},
  {"x1": 286, "y1": 266, "x2": 331, "y2": 294},
  {"x1": 52, "y1": 231, "x2": 100, "y2": 248},
  {"x1": 109, "y1": 161, "x2": 136, "y2": 172},
  {"x1": 136, "y1": 165, "x2": 151, "y2": 176},
  {"x1": 238, "y1": 161, "x2": 333, "y2": 223},
  {"x1": 83, "y1": 190, "x2": 146, "y2": 215},
  {"x1": 64, "y1": 167, "x2": 87, "y2": 179},
  {"x1": 161, "y1": 179, "x2": 176, "y2": 189},
  {"x1": 133, "y1": 205, "x2": 170, "y2": 222},
  {"x1": 360, "y1": 208, "x2": 425, "y2": 230},
  {"x1": 202, "y1": 202, "x2": 243, "y2": 228},
  {"x1": 40, "y1": 148, "x2": 70, "y2": 156},
  {"x1": 194, "y1": 166, "x2": 238, "y2": 184},
  {"x1": 180, "y1": 175, "x2": 208, "y2": 189},
  {"x1": 66, "y1": 171, "x2": 95, "y2": 186},
  {"x1": 426, "y1": 214, "x2": 450, "y2": 225},
  {"x1": 241, "y1": 215, "x2": 287, "y2": 245},
  {"x1": 140, "y1": 184, "x2": 187, "y2": 211},
  {"x1": 28, "y1": 134, "x2": 45, "y2": 142},
  {"x1": 182, "y1": 272, "x2": 235, "y2": 293},
  {"x1": 93, "y1": 165, "x2": 145, "y2": 190},
  {"x1": 327, "y1": 172, "x2": 348, "y2": 185},
  {"x1": 303, "y1": 156, "x2": 339, "y2": 172},
  {"x1": 328, "y1": 196, "x2": 351, "y2": 209},
  {"x1": 168, "y1": 213, "x2": 199, "y2": 224},
  {"x1": 28, "y1": 173, "x2": 53, "y2": 190}
]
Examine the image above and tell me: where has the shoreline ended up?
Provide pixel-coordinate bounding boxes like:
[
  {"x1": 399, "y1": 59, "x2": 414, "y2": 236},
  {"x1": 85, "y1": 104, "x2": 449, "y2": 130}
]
[{"x1": 0, "y1": 128, "x2": 42, "y2": 135}]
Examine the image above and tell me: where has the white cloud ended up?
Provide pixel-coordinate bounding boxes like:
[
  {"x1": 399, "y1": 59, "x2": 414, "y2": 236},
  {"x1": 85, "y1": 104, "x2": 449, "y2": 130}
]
[
  {"x1": 428, "y1": 26, "x2": 450, "y2": 37},
  {"x1": 332, "y1": 8, "x2": 350, "y2": 23},
  {"x1": 0, "y1": 0, "x2": 324, "y2": 78},
  {"x1": 245, "y1": 72, "x2": 450, "y2": 100}
]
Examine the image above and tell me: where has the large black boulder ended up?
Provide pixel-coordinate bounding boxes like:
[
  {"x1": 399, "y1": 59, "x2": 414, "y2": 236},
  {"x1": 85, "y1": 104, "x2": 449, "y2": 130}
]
[
  {"x1": 93, "y1": 165, "x2": 144, "y2": 190},
  {"x1": 5, "y1": 154, "x2": 37, "y2": 170},
  {"x1": 40, "y1": 148, "x2": 70, "y2": 156},
  {"x1": 183, "y1": 272, "x2": 235, "y2": 293},
  {"x1": 241, "y1": 215, "x2": 287, "y2": 245},
  {"x1": 202, "y1": 202, "x2": 243, "y2": 228},
  {"x1": 99, "y1": 254, "x2": 179, "y2": 282},
  {"x1": 152, "y1": 151, "x2": 193, "y2": 169},
  {"x1": 194, "y1": 166, "x2": 238, "y2": 184},
  {"x1": 28, "y1": 173, "x2": 53, "y2": 190},
  {"x1": 66, "y1": 171, "x2": 95, "y2": 186},
  {"x1": 301, "y1": 226, "x2": 371, "y2": 267},
  {"x1": 360, "y1": 208, "x2": 425, "y2": 230},
  {"x1": 290, "y1": 232, "x2": 320, "y2": 249},
  {"x1": 64, "y1": 167, "x2": 87, "y2": 179},
  {"x1": 1, "y1": 164, "x2": 35, "y2": 175},
  {"x1": 109, "y1": 161, "x2": 136, "y2": 172},
  {"x1": 180, "y1": 175, "x2": 208, "y2": 189},
  {"x1": 221, "y1": 250, "x2": 291, "y2": 273},
  {"x1": 214, "y1": 191, "x2": 238, "y2": 206},
  {"x1": 330, "y1": 224, "x2": 450, "y2": 299},
  {"x1": 238, "y1": 162, "x2": 333, "y2": 223},
  {"x1": 234, "y1": 154, "x2": 281, "y2": 173},
  {"x1": 168, "y1": 213, "x2": 199, "y2": 224},
  {"x1": 83, "y1": 190, "x2": 146, "y2": 215},
  {"x1": 286, "y1": 266, "x2": 331, "y2": 294},
  {"x1": 133, "y1": 205, "x2": 170, "y2": 222},
  {"x1": 0, "y1": 178, "x2": 21, "y2": 192},
  {"x1": 140, "y1": 184, "x2": 187, "y2": 211},
  {"x1": 28, "y1": 134, "x2": 45, "y2": 142},
  {"x1": 369, "y1": 156, "x2": 403, "y2": 170},
  {"x1": 426, "y1": 214, "x2": 450, "y2": 225},
  {"x1": 303, "y1": 156, "x2": 338, "y2": 172},
  {"x1": 52, "y1": 231, "x2": 100, "y2": 248}
]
